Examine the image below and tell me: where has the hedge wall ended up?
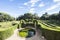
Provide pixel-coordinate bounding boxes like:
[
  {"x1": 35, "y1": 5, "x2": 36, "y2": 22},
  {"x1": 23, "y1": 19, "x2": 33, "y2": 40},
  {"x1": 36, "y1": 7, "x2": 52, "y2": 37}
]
[
  {"x1": 38, "y1": 22, "x2": 60, "y2": 40},
  {"x1": 41, "y1": 29, "x2": 60, "y2": 40},
  {"x1": 20, "y1": 19, "x2": 38, "y2": 28},
  {"x1": 0, "y1": 25, "x2": 17, "y2": 40}
]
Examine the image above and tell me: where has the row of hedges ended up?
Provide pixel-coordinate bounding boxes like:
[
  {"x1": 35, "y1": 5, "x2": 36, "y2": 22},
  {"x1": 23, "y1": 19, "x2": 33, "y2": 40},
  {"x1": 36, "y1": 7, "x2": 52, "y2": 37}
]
[
  {"x1": 38, "y1": 21, "x2": 60, "y2": 40},
  {"x1": 0, "y1": 25, "x2": 17, "y2": 40},
  {"x1": 41, "y1": 28, "x2": 60, "y2": 40},
  {"x1": 20, "y1": 19, "x2": 38, "y2": 28},
  {"x1": 20, "y1": 19, "x2": 38, "y2": 23},
  {"x1": 40, "y1": 20, "x2": 58, "y2": 27}
]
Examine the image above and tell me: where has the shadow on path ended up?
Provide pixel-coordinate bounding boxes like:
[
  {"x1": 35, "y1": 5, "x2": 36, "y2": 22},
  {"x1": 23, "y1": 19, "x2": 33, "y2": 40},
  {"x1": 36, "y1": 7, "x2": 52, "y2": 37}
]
[
  {"x1": 25, "y1": 29, "x2": 46, "y2": 40},
  {"x1": 5, "y1": 28, "x2": 46, "y2": 40}
]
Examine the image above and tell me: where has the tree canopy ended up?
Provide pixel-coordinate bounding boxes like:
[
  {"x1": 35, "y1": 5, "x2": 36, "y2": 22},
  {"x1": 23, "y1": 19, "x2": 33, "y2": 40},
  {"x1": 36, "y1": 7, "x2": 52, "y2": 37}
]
[
  {"x1": 40, "y1": 11, "x2": 60, "y2": 20},
  {"x1": 0, "y1": 12, "x2": 15, "y2": 22},
  {"x1": 16, "y1": 13, "x2": 39, "y2": 20}
]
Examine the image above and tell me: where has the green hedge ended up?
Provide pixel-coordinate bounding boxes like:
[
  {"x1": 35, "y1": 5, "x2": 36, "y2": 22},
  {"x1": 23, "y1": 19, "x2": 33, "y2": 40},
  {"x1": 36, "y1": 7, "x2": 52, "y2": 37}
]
[
  {"x1": 41, "y1": 29, "x2": 60, "y2": 40},
  {"x1": 38, "y1": 22, "x2": 60, "y2": 40},
  {"x1": 0, "y1": 25, "x2": 17, "y2": 40}
]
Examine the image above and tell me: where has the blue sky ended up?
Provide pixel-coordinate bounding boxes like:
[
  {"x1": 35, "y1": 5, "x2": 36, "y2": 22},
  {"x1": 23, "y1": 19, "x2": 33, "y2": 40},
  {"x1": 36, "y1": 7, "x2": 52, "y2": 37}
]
[{"x1": 0, "y1": 0, "x2": 60, "y2": 17}]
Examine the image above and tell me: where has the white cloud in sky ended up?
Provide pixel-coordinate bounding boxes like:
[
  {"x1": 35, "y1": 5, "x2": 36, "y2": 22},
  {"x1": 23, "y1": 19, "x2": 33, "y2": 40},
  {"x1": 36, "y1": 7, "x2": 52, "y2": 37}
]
[
  {"x1": 31, "y1": 3, "x2": 35, "y2": 7},
  {"x1": 53, "y1": 0, "x2": 60, "y2": 2},
  {"x1": 46, "y1": 3, "x2": 60, "y2": 11},
  {"x1": 30, "y1": 0, "x2": 41, "y2": 7},
  {"x1": 39, "y1": 2, "x2": 60, "y2": 15},
  {"x1": 29, "y1": 8, "x2": 35, "y2": 13},
  {"x1": 24, "y1": 2, "x2": 28, "y2": 6},
  {"x1": 39, "y1": 3, "x2": 60, "y2": 16},
  {"x1": 30, "y1": 0, "x2": 40, "y2": 3},
  {"x1": 39, "y1": 2, "x2": 45, "y2": 7},
  {"x1": 24, "y1": 0, "x2": 41, "y2": 7}
]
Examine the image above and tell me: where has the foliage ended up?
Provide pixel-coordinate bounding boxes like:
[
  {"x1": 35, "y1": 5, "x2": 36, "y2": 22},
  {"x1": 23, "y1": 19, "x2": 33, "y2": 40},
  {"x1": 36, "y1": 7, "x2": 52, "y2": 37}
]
[
  {"x1": 40, "y1": 12, "x2": 49, "y2": 20},
  {"x1": 41, "y1": 28, "x2": 60, "y2": 40},
  {"x1": 19, "y1": 28, "x2": 35, "y2": 38},
  {"x1": 16, "y1": 13, "x2": 39, "y2": 20},
  {"x1": 19, "y1": 29, "x2": 29, "y2": 37},
  {"x1": 20, "y1": 19, "x2": 38, "y2": 28},
  {"x1": 40, "y1": 11, "x2": 60, "y2": 20},
  {"x1": 0, "y1": 12, "x2": 15, "y2": 22},
  {"x1": 38, "y1": 21, "x2": 60, "y2": 40},
  {"x1": 19, "y1": 31, "x2": 28, "y2": 37},
  {"x1": 0, "y1": 25, "x2": 17, "y2": 40}
]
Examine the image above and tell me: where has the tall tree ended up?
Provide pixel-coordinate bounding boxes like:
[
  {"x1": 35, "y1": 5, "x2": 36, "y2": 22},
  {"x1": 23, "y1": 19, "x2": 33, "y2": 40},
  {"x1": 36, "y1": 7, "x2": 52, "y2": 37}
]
[{"x1": 0, "y1": 12, "x2": 15, "y2": 22}]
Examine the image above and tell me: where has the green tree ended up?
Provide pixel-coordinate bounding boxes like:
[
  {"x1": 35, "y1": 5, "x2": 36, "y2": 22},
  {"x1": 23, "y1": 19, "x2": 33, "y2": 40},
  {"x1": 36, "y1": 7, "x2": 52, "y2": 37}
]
[
  {"x1": 0, "y1": 12, "x2": 15, "y2": 22},
  {"x1": 16, "y1": 13, "x2": 39, "y2": 20},
  {"x1": 40, "y1": 12, "x2": 49, "y2": 20}
]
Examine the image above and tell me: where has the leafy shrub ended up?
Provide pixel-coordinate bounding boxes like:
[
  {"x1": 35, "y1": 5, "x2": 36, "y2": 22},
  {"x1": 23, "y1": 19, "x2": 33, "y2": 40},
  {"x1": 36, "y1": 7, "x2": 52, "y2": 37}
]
[
  {"x1": 0, "y1": 25, "x2": 17, "y2": 40},
  {"x1": 39, "y1": 22, "x2": 60, "y2": 40},
  {"x1": 41, "y1": 29, "x2": 60, "y2": 40},
  {"x1": 19, "y1": 28, "x2": 29, "y2": 37},
  {"x1": 19, "y1": 31, "x2": 28, "y2": 37}
]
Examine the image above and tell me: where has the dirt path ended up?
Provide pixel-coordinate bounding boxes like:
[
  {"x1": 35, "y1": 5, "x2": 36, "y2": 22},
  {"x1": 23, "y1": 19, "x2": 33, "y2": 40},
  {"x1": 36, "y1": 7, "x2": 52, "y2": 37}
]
[
  {"x1": 26, "y1": 29, "x2": 46, "y2": 40},
  {"x1": 5, "y1": 29, "x2": 46, "y2": 40},
  {"x1": 5, "y1": 29, "x2": 26, "y2": 40}
]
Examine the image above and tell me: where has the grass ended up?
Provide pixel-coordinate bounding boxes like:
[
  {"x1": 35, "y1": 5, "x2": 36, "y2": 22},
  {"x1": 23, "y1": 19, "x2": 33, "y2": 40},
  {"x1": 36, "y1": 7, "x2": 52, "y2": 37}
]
[
  {"x1": 0, "y1": 21, "x2": 20, "y2": 31},
  {"x1": 0, "y1": 21, "x2": 20, "y2": 28}
]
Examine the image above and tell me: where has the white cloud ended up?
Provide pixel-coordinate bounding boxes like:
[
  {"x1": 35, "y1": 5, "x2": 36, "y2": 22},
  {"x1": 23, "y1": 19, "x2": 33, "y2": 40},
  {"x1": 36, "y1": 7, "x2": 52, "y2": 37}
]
[
  {"x1": 24, "y1": 2, "x2": 28, "y2": 6},
  {"x1": 29, "y1": 8, "x2": 35, "y2": 13},
  {"x1": 39, "y1": 3, "x2": 60, "y2": 14},
  {"x1": 30, "y1": 0, "x2": 40, "y2": 7},
  {"x1": 30, "y1": 0, "x2": 40, "y2": 3},
  {"x1": 46, "y1": 3, "x2": 60, "y2": 11},
  {"x1": 31, "y1": 3, "x2": 35, "y2": 7},
  {"x1": 24, "y1": 0, "x2": 41, "y2": 7},
  {"x1": 53, "y1": 0, "x2": 60, "y2": 2},
  {"x1": 39, "y1": 2, "x2": 45, "y2": 7}
]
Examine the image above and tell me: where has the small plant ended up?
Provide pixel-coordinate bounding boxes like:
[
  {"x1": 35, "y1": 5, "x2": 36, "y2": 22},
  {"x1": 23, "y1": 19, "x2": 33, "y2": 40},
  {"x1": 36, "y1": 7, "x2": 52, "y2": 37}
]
[
  {"x1": 18, "y1": 28, "x2": 36, "y2": 38},
  {"x1": 19, "y1": 31, "x2": 28, "y2": 37},
  {"x1": 19, "y1": 29, "x2": 28, "y2": 37}
]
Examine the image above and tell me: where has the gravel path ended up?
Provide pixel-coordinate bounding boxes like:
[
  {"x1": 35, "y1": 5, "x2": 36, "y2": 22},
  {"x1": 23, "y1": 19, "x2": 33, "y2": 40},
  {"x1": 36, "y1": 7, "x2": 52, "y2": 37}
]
[
  {"x1": 26, "y1": 29, "x2": 46, "y2": 40},
  {"x1": 6, "y1": 29, "x2": 26, "y2": 40},
  {"x1": 5, "y1": 29, "x2": 46, "y2": 40}
]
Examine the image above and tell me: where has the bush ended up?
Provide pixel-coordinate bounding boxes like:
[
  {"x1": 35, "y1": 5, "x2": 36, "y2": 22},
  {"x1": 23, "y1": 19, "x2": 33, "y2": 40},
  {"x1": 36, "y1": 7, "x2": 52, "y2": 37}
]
[
  {"x1": 19, "y1": 31, "x2": 28, "y2": 37},
  {"x1": 19, "y1": 28, "x2": 29, "y2": 37},
  {"x1": 39, "y1": 22, "x2": 60, "y2": 40},
  {"x1": 0, "y1": 25, "x2": 17, "y2": 40},
  {"x1": 41, "y1": 29, "x2": 60, "y2": 40}
]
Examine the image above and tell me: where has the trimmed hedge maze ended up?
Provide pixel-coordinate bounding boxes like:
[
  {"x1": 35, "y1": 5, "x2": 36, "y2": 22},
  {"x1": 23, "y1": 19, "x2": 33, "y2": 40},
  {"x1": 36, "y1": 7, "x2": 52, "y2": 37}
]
[
  {"x1": 20, "y1": 19, "x2": 38, "y2": 28},
  {"x1": 0, "y1": 23, "x2": 18, "y2": 40},
  {"x1": 1, "y1": 19, "x2": 60, "y2": 40},
  {"x1": 18, "y1": 20, "x2": 60, "y2": 40},
  {"x1": 38, "y1": 20, "x2": 60, "y2": 40}
]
